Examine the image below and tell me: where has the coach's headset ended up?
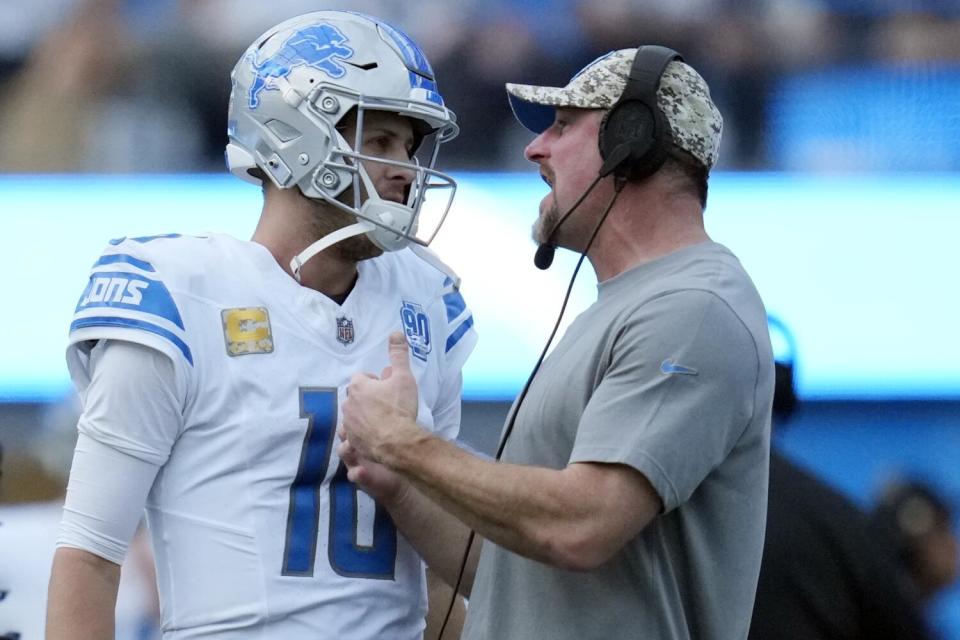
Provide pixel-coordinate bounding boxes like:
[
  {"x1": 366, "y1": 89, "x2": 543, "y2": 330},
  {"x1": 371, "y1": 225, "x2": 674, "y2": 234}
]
[
  {"x1": 534, "y1": 45, "x2": 683, "y2": 270},
  {"x1": 598, "y1": 45, "x2": 683, "y2": 182}
]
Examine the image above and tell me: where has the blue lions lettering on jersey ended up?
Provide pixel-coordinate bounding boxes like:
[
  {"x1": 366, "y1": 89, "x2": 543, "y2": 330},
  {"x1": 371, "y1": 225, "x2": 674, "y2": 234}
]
[
  {"x1": 75, "y1": 272, "x2": 183, "y2": 329},
  {"x1": 400, "y1": 301, "x2": 431, "y2": 361},
  {"x1": 70, "y1": 241, "x2": 193, "y2": 366},
  {"x1": 247, "y1": 24, "x2": 355, "y2": 108}
]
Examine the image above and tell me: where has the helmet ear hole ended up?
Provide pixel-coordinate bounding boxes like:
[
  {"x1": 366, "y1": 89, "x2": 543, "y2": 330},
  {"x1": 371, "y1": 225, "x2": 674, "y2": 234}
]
[
  {"x1": 225, "y1": 143, "x2": 262, "y2": 185},
  {"x1": 265, "y1": 120, "x2": 302, "y2": 143}
]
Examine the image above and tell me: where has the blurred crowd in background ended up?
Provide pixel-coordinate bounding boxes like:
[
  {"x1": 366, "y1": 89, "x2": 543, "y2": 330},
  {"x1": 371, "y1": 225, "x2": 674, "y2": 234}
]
[
  {"x1": 1, "y1": 1, "x2": 959, "y2": 637},
  {"x1": 1, "y1": 0, "x2": 960, "y2": 175}
]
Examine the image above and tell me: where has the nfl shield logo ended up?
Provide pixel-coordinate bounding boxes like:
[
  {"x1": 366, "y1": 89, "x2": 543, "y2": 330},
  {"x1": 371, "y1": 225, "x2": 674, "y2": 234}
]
[{"x1": 336, "y1": 316, "x2": 355, "y2": 345}]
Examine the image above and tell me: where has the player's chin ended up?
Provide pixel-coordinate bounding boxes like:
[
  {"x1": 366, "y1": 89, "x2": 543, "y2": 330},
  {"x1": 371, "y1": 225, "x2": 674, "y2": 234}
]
[{"x1": 337, "y1": 235, "x2": 384, "y2": 262}]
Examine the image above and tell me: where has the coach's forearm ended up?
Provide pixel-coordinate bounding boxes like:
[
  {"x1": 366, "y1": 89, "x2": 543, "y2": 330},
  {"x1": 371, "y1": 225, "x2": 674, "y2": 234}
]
[
  {"x1": 46, "y1": 546, "x2": 120, "y2": 640},
  {"x1": 386, "y1": 482, "x2": 479, "y2": 596},
  {"x1": 382, "y1": 430, "x2": 661, "y2": 572}
]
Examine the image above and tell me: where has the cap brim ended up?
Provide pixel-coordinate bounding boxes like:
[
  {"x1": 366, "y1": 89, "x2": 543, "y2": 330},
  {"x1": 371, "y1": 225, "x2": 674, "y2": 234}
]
[{"x1": 506, "y1": 83, "x2": 568, "y2": 134}]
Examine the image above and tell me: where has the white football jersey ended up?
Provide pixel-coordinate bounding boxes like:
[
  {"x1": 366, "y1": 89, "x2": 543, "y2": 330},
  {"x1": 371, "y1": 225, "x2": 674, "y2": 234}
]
[{"x1": 66, "y1": 233, "x2": 477, "y2": 639}]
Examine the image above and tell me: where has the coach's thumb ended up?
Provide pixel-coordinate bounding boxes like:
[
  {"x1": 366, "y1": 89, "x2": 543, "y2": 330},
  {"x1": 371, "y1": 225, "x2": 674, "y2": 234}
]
[{"x1": 388, "y1": 331, "x2": 411, "y2": 375}]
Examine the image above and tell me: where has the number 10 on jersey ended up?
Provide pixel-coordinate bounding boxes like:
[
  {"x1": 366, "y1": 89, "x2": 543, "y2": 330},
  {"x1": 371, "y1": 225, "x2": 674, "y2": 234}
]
[{"x1": 282, "y1": 387, "x2": 397, "y2": 579}]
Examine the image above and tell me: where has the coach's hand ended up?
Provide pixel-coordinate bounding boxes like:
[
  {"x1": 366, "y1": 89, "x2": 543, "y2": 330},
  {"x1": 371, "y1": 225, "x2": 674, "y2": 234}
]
[
  {"x1": 337, "y1": 437, "x2": 411, "y2": 509},
  {"x1": 341, "y1": 331, "x2": 424, "y2": 468}
]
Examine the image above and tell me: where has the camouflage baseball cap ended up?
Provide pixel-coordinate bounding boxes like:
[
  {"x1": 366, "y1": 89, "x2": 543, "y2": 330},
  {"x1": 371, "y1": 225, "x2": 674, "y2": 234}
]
[{"x1": 506, "y1": 48, "x2": 723, "y2": 170}]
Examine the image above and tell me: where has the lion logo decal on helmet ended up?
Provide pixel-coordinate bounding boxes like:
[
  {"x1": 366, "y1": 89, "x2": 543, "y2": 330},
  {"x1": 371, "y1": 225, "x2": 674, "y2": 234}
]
[{"x1": 247, "y1": 24, "x2": 355, "y2": 109}]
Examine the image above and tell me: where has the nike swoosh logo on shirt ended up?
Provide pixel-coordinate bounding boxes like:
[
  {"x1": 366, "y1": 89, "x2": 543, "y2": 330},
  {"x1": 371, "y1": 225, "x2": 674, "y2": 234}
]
[{"x1": 660, "y1": 359, "x2": 698, "y2": 375}]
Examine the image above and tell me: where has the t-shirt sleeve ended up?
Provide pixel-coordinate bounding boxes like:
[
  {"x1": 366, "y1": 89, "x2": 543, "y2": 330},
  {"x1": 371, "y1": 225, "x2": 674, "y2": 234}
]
[{"x1": 570, "y1": 289, "x2": 762, "y2": 512}]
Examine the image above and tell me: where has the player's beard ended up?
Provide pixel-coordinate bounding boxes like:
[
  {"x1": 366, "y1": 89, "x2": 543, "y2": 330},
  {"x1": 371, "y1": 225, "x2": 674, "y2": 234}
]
[{"x1": 307, "y1": 202, "x2": 383, "y2": 263}]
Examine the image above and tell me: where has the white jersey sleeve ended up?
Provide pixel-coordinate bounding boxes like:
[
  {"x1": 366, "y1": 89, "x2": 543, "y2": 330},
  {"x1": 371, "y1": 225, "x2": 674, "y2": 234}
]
[
  {"x1": 66, "y1": 236, "x2": 194, "y2": 395},
  {"x1": 436, "y1": 276, "x2": 477, "y2": 376},
  {"x1": 422, "y1": 275, "x2": 476, "y2": 440},
  {"x1": 58, "y1": 340, "x2": 185, "y2": 563},
  {"x1": 60, "y1": 236, "x2": 191, "y2": 563},
  {"x1": 431, "y1": 370, "x2": 464, "y2": 441}
]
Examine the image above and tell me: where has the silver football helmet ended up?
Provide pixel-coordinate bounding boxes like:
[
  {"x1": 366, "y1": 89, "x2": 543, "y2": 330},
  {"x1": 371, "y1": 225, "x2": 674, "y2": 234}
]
[{"x1": 225, "y1": 11, "x2": 459, "y2": 276}]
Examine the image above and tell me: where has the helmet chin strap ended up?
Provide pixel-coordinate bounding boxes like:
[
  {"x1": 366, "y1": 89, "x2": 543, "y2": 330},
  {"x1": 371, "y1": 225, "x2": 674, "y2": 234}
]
[{"x1": 289, "y1": 220, "x2": 375, "y2": 283}]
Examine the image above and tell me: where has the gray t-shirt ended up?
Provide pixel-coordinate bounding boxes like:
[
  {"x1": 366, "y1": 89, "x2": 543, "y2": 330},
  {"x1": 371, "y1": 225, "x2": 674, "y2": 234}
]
[{"x1": 462, "y1": 241, "x2": 774, "y2": 640}]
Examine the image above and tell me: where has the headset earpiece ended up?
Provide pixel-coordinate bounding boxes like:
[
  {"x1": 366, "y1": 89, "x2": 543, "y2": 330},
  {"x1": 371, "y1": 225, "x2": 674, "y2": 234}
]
[{"x1": 598, "y1": 45, "x2": 682, "y2": 181}]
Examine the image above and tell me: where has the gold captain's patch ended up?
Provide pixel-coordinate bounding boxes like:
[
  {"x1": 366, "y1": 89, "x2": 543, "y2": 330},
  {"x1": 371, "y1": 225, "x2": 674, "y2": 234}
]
[{"x1": 222, "y1": 307, "x2": 274, "y2": 356}]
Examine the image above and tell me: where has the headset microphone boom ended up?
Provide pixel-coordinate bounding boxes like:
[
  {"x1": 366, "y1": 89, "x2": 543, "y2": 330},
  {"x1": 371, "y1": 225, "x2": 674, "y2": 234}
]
[{"x1": 533, "y1": 174, "x2": 604, "y2": 270}]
